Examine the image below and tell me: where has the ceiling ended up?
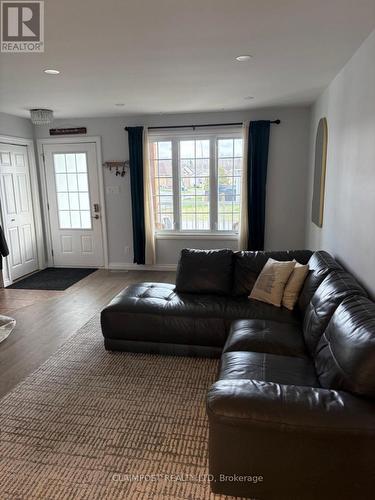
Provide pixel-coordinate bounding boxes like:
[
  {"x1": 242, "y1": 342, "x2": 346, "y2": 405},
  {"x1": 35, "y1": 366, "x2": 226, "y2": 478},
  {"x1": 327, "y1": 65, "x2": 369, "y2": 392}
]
[{"x1": 0, "y1": 0, "x2": 374, "y2": 119}]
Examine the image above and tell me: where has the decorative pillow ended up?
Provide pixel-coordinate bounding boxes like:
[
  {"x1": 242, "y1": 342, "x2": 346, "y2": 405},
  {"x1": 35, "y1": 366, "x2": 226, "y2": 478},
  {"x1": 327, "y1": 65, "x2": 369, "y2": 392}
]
[
  {"x1": 232, "y1": 250, "x2": 312, "y2": 296},
  {"x1": 249, "y1": 258, "x2": 295, "y2": 307},
  {"x1": 282, "y1": 261, "x2": 309, "y2": 310},
  {"x1": 0, "y1": 315, "x2": 16, "y2": 343},
  {"x1": 175, "y1": 248, "x2": 234, "y2": 295}
]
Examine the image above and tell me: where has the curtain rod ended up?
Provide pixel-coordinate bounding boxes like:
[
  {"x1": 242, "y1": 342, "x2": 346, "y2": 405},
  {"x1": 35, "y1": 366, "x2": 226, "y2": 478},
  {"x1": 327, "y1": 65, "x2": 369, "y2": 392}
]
[{"x1": 125, "y1": 120, "x2": 280, "y2": 131}]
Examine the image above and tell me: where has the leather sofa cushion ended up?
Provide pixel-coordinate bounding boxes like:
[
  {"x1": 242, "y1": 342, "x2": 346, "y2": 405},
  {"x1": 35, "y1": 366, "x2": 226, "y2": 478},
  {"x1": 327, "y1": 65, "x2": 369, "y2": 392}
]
[
  {"x1": 101, "y1": 283, "x2": 228, "y2": 347},
  {"x1": 303, "y1": 269, "x2": 367, "y2": 356},
  {"x1": 224, "y1": 319, "x2": 307, "y2": 358},
  {"x1": 175, "y1": 248, "x2": 234, "y2": 295},
  {"x1": 224, "y1": 297, "x2": 300, "y2": 325},
  {"x1": 298, "y1": 251, "x2": 342, "y2": 313},
  {"x1": 315, "y1": 296, "x2": 375, "y2": 398},
  {"x1": 218, "y1": 351, "x2": 318, "y2": 387},
  {"x1": 232, "y1": 250, "x2": 312, "y2": 296},
  {"x1": 101, "y1": 284, "x2": 299, "y2": 347}
]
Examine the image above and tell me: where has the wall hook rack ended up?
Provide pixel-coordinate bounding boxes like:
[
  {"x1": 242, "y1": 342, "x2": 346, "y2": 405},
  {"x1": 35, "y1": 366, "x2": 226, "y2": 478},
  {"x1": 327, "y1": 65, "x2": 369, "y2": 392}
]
[{"x1": 103, "y1": 161, "x2": 129, "y2": 177}]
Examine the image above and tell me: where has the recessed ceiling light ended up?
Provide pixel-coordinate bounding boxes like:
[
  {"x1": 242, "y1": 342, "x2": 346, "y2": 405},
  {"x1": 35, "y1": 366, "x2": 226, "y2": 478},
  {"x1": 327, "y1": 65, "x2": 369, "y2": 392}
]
[
  {"x1": 236, "y1": 55, "x2": 252, "y2": 62},
  {"x1": 244, "y1": 96, "x2": 255, "y2": 100},
  {"x1": 43, "y1": 69, "x2": 60, "y2": 75},
  {"x1": 115, "y1": 103, "x2": 125, "y2": 107}
]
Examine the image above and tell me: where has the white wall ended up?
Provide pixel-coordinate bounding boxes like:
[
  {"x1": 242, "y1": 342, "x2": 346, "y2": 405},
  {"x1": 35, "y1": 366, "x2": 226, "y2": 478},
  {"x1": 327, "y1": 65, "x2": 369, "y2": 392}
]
[
  {"x1": 305, "y1": 30, "x2": 375, "y2": 296},
  {"x1": 0, "y1": 112, "x2": 34, "y2": 139},
  {"x1": 34, "y1": 106, "x2": 311, "y2": 267}
]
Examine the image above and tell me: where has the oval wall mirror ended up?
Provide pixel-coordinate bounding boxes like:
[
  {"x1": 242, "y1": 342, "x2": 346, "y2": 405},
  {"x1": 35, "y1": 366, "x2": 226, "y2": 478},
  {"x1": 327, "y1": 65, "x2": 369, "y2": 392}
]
[{"x1": 312, "y1": 117, "x2": 328, "y2": 227}]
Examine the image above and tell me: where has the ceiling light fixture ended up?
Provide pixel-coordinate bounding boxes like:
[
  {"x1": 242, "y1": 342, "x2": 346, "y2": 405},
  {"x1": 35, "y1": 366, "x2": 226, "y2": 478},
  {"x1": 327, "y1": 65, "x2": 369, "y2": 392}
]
[
  {"x1": 43, "y1": 69, "x2": 60, "y2": 75},
  {"x1": 244, "y1": 96, "x2": 255, "y2": 100},
  {"x1": 30, "y1": 109, "x2": 54, "y2": 125},
  {"x1": 115, "y1": 103, "x2": 125, "y2": 107},
  {"x1": 236, "y1": 55, "x2": 252, "y2": 62}
]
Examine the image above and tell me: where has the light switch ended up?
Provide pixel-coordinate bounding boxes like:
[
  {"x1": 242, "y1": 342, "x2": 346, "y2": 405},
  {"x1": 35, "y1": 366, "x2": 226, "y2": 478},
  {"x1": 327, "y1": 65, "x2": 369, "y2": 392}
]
[{"x1": 106, "y1": 186, "x2": 120, "y2": 195}]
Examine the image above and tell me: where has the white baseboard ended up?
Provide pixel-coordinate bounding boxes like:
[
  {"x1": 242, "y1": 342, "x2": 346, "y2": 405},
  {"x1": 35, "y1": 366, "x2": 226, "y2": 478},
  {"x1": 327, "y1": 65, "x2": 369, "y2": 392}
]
[{"x1": 108, "y1": 262, "x2": 177, "y2": 272}]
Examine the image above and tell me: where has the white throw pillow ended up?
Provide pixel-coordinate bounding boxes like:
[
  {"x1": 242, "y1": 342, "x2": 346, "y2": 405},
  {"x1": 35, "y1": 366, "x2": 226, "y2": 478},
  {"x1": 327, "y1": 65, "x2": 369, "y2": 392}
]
[
  {"x1": 249, "y1": 258, "x2": 295, "y2": 307},
  {"x1": 0, "y1": 315, "x2": 16, "y2": 343}
]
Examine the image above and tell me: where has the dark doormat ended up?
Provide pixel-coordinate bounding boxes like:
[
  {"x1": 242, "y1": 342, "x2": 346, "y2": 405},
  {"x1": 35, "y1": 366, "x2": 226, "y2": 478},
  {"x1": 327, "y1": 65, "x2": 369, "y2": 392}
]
[{"x1": 8, "y1": 268, "x2": 98, "y2": 291}]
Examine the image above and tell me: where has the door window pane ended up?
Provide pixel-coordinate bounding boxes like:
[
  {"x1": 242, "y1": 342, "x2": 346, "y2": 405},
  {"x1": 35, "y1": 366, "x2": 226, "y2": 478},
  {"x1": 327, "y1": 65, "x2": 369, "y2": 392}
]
[
  {"x1": 54, "y1": 154, "x2": 66, "y2": 173},
  {"x1": 53, "y1": 153, "x2": 92, "y2": 230},
  {"x1": 69, "y1": 192, "x2": 79, "y2": 210},
  {"x1": 67, "y1": 173, "x2": 78, "y2": 191},
  {"x1": 55, "y1": 174, "x2": 68, "y2": 192},
  {"x1": 70, "y1": 211, "x2": 81, "y2": 228},
  {"x1": 59, "y1": 211, "x2": 71, "y2": 229},
  {"x1": 76, "y1": 153, "x2": 87, "y2": 172},
  {"x1": 57, "y1": 192, "x2": 69, "y2": 210},
  {"x1": 79, "y1": 192, "x2": 90, "y2": 210},
  {"x1": 80, "y1": 211, "x2": 91, "y2": 229},
  {"x1": 66, "y1": 154, "x2": 76, "y2": 172},
  {"x1": 77, "y1": 173, "x2": 88, "y2": 191}
]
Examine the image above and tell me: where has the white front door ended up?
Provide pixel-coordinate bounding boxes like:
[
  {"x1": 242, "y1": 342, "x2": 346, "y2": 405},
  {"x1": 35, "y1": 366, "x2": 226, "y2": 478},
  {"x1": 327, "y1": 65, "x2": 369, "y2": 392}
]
[
  {"x1": 43, "y1": 143, "x2": 104, "y2": 267},
  {"x1": 0, "y1": 143, "x2": 39, "y2": 281}
]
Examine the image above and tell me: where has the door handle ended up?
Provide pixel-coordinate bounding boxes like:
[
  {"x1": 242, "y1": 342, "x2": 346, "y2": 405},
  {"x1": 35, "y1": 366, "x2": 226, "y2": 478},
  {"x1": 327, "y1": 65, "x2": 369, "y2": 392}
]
[
  {"x1": 92, "y1": 214, "x2": 100, "y2": 219},
  {"x1": 93, "y1": 203, "x2": 100, "y2": 213}
]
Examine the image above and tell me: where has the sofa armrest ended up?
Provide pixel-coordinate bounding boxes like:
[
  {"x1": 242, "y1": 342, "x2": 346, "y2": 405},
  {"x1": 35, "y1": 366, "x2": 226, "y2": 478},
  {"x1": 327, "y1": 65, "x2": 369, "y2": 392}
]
[{"x1": 207, "y1": 379, "x2": 375, "y2": 435}]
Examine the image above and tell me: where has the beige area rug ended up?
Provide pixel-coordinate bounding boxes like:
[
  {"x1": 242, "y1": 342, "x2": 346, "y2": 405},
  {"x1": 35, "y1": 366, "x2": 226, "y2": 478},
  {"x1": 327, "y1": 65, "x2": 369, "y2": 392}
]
[{"x1": 0, "y1": 315, "x2": 236, "y2": 500}]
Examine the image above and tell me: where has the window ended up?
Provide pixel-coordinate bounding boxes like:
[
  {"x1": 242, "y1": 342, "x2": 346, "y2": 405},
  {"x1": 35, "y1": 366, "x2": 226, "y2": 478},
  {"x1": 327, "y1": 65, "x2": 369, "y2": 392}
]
[
  {"x1": 53, "y1": 152, "x2": 92, "y2": 229},
  {"x1": 149, "y1": 131, "x2": 243, "y2": 234}
]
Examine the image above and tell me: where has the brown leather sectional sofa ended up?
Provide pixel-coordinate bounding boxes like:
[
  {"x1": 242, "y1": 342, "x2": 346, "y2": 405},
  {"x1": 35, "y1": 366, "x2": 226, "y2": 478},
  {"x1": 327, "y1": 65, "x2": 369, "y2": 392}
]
[{"x1": 101, "y1": 249, "x2": 375, "y2": 499}]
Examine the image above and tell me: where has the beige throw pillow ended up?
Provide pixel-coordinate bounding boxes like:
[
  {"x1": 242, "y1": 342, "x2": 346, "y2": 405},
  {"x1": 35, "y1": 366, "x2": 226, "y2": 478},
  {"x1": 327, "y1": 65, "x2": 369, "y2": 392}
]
[
  {"x1": 282, "y1": 261, "x2": 309, "y2": 310},
  {"x1": 249, "y1": 258, "x2": 295, "y2": 307}
]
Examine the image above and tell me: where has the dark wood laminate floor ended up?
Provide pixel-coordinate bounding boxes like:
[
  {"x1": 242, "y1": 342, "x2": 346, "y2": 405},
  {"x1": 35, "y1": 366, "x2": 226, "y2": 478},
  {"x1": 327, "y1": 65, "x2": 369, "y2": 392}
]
[{"x1": 0, "y1": 270, "x2": 175, "y2": 399}]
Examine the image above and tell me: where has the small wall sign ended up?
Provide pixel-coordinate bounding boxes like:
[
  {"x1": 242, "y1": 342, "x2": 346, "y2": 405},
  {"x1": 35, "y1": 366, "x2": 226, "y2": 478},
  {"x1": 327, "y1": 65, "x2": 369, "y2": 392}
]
[{"x1": 49, "y1": 127, "x2": 87, "y2": 136}]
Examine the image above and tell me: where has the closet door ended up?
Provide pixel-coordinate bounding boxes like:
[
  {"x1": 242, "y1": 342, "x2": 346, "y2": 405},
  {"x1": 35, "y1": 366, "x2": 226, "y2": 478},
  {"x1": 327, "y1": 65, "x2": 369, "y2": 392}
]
[{"x1": 0, "y1": 144, "x2": 38, "y2": 281}]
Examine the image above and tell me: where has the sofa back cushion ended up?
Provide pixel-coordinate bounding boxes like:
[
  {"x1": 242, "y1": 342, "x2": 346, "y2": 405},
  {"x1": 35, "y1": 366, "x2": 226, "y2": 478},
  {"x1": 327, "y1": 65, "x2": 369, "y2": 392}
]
[
  {"x1": 175, "y1": 248, "x2": 234, "y2": 295},
  {"x1": 303, "y1": 270, "x2": 367, "y2": 355},
  {"x1": 315, "y1": 296, "x2": 375, "y2": 399},
  {"x1": 298, "y1": 251, "x2": 342, "y2": 313},
  {"x1": 232, "y1": 250, "x2": 312, "y2": 296}
]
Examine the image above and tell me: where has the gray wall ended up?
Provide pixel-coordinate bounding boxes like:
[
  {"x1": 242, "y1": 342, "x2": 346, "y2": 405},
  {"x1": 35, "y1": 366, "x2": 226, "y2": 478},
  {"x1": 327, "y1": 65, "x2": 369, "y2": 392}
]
[
  {"x1": 0, "y1": 112, "x2": 34, "y2": 139},
  {"x1": 305, "y1": 29, "x2": 375, "y2": 296},
  {"x1": 34, "y1": 106, "x2": 311, "y2": 267}
]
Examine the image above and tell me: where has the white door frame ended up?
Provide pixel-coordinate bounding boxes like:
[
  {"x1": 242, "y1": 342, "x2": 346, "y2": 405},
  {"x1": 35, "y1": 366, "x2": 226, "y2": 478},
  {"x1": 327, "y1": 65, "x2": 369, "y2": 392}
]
[
  {"x1": 37, "y1": 136, "x2": 108, "y2": 268},
  {"x1": 0, "y1": 134, "x2": 45, "y2": 286}
]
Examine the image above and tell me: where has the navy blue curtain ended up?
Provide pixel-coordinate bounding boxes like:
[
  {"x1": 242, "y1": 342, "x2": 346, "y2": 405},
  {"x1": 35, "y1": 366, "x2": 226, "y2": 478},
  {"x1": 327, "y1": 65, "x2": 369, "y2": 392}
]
[
  {"x1": 127, "y1": 126, "x2": 145, "y2": 264},
  {"x1": 247, "y1": 120, "x2": 271, "y2": 250}
]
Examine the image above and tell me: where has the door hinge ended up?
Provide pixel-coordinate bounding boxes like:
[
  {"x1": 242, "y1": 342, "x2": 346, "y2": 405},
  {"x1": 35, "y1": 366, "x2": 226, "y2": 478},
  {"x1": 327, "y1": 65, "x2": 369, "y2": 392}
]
[
  {"x1": 47, "y1": 202, "x2": 50, "y2": 210},
  {"x1": 51, "y1": 249, "x2": 54, "y2": 257},
  {"x1": 41, "y1": 153, "x2": 45, "y2": 164}
]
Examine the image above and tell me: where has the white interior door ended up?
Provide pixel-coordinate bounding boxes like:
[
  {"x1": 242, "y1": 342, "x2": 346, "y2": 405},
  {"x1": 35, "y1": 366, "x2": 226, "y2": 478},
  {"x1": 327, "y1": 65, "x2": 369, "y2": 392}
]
[
  {"x1": 0, "y1": 143, "x2": 38, "y2": 280},
  {"x1": 43, "y1": 143, "x2": 104, "y2": 267}
]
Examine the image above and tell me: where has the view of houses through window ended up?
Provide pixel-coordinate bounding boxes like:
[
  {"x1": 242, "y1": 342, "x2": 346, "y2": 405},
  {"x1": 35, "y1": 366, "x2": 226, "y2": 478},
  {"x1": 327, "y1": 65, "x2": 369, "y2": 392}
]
[{"x1": 149, "y1": 132, "x2": 243, "y2": 233}]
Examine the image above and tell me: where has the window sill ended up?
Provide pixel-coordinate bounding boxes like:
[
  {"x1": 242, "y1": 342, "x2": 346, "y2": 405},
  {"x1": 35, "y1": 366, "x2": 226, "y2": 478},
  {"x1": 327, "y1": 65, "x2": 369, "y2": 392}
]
[{"x1": 155, "y1": 232, "x2": 239, "y2": 240}]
